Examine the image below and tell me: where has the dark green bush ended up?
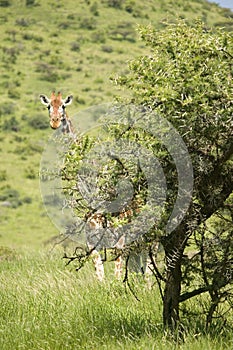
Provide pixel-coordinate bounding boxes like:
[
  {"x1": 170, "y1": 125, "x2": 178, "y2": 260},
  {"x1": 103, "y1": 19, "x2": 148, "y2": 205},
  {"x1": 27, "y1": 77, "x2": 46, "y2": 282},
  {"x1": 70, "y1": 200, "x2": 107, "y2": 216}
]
[
  {"x1": 105, "y1": 0, "x2": 123, "y2": 9},
  {"x1": 35, "y1": 62, "x2": 60, "y2": 82},
  {"x1": 74, "y1": 95, "x2": 86, "y2": 105},
  {"x1": 91, "y1": 30, "x2": 106, "y2": 43},
  {"x1": 0, "y1": 170, "x2": 7, "y2": 181},
  {"x1": 2, "y1": 46, "x2": 22, "y2": 64},
  {"x1": 80, "y1": 17, "x2": 97, "y2": 30},
  {"x1": 109, "y1": 21, "x2": 136, "y2": 42},
  {"x1": 70, "y1": 42, "x2": 80, "y2": 52},
  {"x1": 124, "y1": 0, "x2": 143, "y2": 16},
  {"x1": 0, "y1": 102, "x2": 15, "y2": 116},
  {"x1": 25, "y1": 167, "x2": 37, "y2": 179},
  {"x1": 90, "y1": 2, "x2": 99, "y2": 16},
  {"x1": 13, "y1": 134, "x2": 26, "y2": 142},
  {"x1": 8, "y1": 89, "x2": 20, "y2": 99},
  {"x1": 13, "y1": 142, "x2": 43, "y2": 156},
  {"x1": 101, "y1": 45, "x2": 113, "y2": 53},
  {"x1": 0, "y1": 188, "x2": 19, "y2": 201},
  {"x1": 67, "y1": 14, "x2": 76, "y2": 20},
  {"x1": 23, "y1": 196, "x2": 32, "y2": 204},
  {"x1": 2, "y1": 116, "x2": 20, "y2": 132},
  {"x1": 0, "y1": 188, "x2": 22, "y2": 208},
  {"x1": 22, "y1": 32, "x2": 43, "y2": 42},
  {"x1": 26, "y1": 0, "x2": 36, "y2": 6},
  {"x1": 0, "y1": 0, "x2": 11, "y2": 7},
  {"x1": 28, "y1": 114, "x2": 49, "y2": 130},
  {"x1": 58, "y1": 22, "x2": 70, "y2": 29},
  {"x1": 15, "y1": 18, "x2": 30, "y2": 27}
]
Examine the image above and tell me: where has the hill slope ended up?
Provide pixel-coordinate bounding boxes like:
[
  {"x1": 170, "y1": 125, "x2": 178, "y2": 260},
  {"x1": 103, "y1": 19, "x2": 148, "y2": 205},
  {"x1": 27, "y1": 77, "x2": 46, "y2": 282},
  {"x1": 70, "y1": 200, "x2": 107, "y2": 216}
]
[{"x1": 0, "y1": 0, "x2": 232, "y2": 250}]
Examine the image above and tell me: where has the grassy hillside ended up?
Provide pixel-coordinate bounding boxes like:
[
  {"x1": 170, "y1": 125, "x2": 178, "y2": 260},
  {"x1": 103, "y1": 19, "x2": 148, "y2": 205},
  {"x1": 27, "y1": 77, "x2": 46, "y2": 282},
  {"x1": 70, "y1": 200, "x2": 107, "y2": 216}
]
[{"x1": 0, "y1": 0, "x2": 233, "y2": 251}]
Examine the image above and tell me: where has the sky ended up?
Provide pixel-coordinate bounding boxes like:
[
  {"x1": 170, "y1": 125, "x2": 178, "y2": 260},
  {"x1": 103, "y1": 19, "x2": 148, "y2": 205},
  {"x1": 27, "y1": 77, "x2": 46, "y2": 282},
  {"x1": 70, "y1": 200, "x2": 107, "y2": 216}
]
[{"x1": 208, "y1": 0, "x2": 233, "y2": 11}]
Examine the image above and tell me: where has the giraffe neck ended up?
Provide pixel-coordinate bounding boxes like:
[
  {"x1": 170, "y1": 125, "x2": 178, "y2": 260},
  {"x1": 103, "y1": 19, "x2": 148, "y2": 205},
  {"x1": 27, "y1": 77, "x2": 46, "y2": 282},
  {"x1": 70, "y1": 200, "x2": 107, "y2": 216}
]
[{"x1": 61, "y1": 113, "x2": 75, "y2": 138}]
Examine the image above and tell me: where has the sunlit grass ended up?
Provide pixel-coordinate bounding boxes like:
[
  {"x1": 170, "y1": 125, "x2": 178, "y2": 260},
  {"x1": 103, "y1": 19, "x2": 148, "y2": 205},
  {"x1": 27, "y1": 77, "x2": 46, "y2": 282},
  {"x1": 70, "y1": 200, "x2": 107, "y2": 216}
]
[{"x1": 0, "y1": 251, "x2": 232, "y2": 350}]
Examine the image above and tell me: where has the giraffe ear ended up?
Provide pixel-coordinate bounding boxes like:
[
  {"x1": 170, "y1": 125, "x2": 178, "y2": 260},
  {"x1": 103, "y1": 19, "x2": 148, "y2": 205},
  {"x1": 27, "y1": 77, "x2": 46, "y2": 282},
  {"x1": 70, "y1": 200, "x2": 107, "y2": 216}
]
[
  {"x1": 40, "y1": 94, "x2": 50, "y2": 106},
  {"x1": 63, "y1": 95, "x2": 73, "y2": 106}
]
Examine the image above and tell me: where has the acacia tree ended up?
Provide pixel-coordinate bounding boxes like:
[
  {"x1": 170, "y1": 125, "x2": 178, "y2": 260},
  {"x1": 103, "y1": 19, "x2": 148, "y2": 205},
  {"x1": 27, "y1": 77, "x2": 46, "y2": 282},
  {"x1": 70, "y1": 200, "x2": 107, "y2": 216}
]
[
  {"x1": 114, "y1": 21, "x2": 233, "y2": 329},
  {"x1": 62, "y1": 21, "x2": 233, "y2": 331}
]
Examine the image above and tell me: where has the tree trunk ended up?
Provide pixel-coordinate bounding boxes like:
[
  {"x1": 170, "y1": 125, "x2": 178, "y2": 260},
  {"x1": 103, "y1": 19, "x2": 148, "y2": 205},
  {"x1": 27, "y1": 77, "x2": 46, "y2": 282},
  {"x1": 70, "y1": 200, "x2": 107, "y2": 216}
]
[
  {"x1": 162, "y1": 226, "x2": 187, "y2": 329},
  {"x1": 163, "y1": 257, "x2": 182, "y2": 329}
]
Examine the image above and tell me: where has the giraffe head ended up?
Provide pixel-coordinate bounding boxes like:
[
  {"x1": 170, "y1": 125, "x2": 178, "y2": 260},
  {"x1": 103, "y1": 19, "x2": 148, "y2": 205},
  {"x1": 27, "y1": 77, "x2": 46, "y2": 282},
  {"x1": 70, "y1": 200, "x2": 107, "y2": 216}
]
[{"x1": 40, "y1": 91, "x2": 73, "y2": 129}]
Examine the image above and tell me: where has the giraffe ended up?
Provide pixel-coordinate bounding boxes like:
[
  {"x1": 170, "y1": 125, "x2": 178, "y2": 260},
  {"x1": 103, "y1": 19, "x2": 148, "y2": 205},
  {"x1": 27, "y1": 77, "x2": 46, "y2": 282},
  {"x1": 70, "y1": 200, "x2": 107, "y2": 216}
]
[
  {"x1": 40, "y1": 92, "x2": 157, "y2": 282},
  {"x1": 40, "y1": 91, "x2": 128, "y2": 280},
  {"x1": 40, "y1": 91, "x2": 106, "y2": 280}
]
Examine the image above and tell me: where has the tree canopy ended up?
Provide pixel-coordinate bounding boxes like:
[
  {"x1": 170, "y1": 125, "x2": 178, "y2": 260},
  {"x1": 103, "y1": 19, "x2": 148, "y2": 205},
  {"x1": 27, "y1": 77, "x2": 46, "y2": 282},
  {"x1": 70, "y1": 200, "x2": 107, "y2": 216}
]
[{"x1": 115, "y1": 20, "x2": 233, "y2": 329}]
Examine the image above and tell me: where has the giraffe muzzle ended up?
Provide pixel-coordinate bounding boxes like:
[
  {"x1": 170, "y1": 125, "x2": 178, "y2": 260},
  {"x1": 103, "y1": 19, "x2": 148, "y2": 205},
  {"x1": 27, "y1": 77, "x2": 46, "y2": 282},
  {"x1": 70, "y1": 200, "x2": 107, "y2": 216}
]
[{"x1": 50, "y1": 119, "x2": 61, "y2": 129}]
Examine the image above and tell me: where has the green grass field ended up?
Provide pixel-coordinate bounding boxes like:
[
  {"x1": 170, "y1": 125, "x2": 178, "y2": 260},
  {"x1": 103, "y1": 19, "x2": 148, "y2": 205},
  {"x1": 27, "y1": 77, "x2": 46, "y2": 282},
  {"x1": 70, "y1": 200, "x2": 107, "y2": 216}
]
[
  {"x1": 1, "y1": 250, "x2": 232, "y2": 350},
  {"x1": 0, "y1": 0, "x2": 233, "y2": 348}
]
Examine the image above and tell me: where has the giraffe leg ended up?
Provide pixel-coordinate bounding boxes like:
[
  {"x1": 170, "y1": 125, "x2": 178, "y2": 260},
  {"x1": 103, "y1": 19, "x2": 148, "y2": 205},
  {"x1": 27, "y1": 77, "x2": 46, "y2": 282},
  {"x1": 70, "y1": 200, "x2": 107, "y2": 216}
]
[
  {"x1": 144, "y1": 254, "x2": 153, "y2": 289},
  {"x1": 114, "y1": 255, "x2": 123, "y2": 279},
  {"x1": 92, "y1": 249, "x2": 104, "y2": 282}
]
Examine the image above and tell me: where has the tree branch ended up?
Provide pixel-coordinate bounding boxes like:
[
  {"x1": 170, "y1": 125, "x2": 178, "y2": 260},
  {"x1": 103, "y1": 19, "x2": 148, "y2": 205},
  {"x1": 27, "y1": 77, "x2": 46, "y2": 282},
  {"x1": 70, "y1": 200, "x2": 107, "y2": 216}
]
[{"x1": 179, "y1": 286, "x2": 209, "y2": 302}]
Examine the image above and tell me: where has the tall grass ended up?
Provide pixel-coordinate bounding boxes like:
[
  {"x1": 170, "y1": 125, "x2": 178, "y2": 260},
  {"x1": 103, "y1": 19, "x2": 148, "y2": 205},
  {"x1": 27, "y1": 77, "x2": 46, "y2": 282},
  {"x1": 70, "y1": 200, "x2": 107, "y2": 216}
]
[{"x1": 0, "y1": 251, "x2": 232, "y2": 350}]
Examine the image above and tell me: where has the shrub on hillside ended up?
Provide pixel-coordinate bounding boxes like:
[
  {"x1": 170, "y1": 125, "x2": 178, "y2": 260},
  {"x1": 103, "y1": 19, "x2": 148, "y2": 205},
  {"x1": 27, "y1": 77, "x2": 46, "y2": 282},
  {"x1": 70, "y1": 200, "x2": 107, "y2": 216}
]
[
  {"x1": 25, "y1": 167, "x2": 37, "y2": 179},
  {"x1": 0, "y1": 102, "x2": 15, "y2": 116},
  {"x1": 13, "y1": 142, "x2": 43, "y2": 156},
  {"x1": 0, "y1": 0, "x2": 11, "y2": 7},
  {"x1": 22, "y1": 32, "x2": 43, "y2": 42},
  {"x1": 79, "y1": 17, "x2": 97, "y2": 30},
  {"x1": 58, "y1": 22, "x2": 70, "y2": 30},
  {"x1": 0, "y1": 170, "x2": 7, "y2": 181},
  {"x1": 28, "y1": 114, "x2": 49, "y2": 130},
  {"x1": 26, "y1": 0, "x2": 37, "y2": 6},
  {"x1": 15, "y1": 18, "x2": 30, "y2": 27},
  {"x1": 91, "y1": 30, "x2": 106, "y2": 43},
  {"x1": 101, "y1": 45, "x2": 113, "y2": 53},
  {"x1": 109, "y1": 21, "x2": 136, "y2": 42},
  {"x1": 2, "y1": 116, "x2": 20, "y2": 132},
  {"x1": 124, "y1": 0, "x2": 143, "y2": 17},
  {"x1": 0, "y1": 188, "x2": 22, "y2": 208},
  {"x1": 0, "y1": 187, "x2": 33, "y2": 208},
  {"x1": 2, "y1": 45, "x2": 22, "y2": 64},
  {"x1": 90, "y1": 2, "x2": 99, "y2": 16},
  {"x1": 35, "y1": 62, "x2": 60, "y2": 82},
  {"x1": 8, "y1": 89, "x2": 20, "y2": 99},
  {"x1": 70, "y1": 42, "x2": 80, "y2": 52},
  {"x1": 105, "y1": 0, "x2": 123, "y2": 9}
]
